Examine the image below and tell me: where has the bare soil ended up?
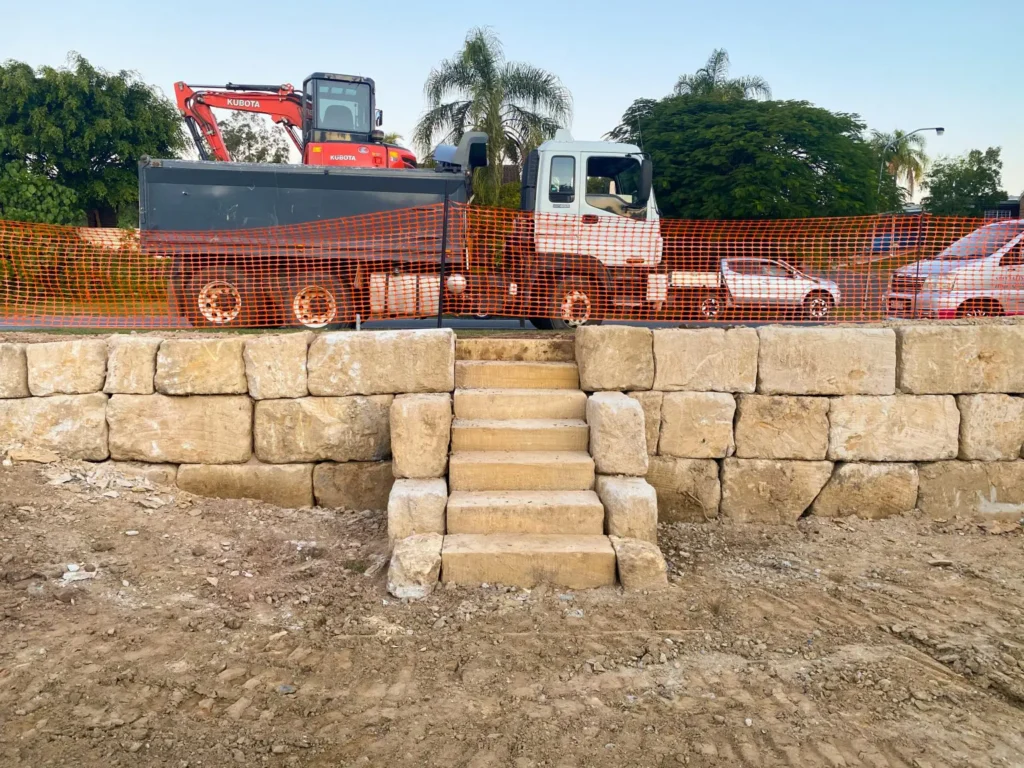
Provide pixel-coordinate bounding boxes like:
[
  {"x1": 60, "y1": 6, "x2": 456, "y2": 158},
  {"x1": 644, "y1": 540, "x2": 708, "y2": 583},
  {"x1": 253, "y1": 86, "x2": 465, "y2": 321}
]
[{"x1": 3, "y1": 461, "x2": 1024, "y2": 767}]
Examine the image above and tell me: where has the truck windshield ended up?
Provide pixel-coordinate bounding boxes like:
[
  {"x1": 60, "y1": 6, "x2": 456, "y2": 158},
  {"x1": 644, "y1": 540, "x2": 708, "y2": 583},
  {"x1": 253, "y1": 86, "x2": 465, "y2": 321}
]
[
  {"x1": 938, "y1": 221, "x2": 1024, "y2": 260},
  {"x1": 315, "y1": 81, "x2": 371, "y2": 134}
]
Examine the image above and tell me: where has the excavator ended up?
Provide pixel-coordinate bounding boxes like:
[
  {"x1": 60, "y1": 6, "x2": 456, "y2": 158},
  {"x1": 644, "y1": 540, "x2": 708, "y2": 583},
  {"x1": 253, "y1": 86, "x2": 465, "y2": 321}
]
[{"x1": 174, "y1": 72, "x2": 417, "y2": 169}]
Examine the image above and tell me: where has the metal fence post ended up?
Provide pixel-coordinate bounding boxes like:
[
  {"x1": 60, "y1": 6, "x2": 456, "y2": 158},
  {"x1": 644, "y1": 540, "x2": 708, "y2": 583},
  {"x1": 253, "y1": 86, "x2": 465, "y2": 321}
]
[{"x1": 437, "y1": 188, "x2": 450, "y2": 328}]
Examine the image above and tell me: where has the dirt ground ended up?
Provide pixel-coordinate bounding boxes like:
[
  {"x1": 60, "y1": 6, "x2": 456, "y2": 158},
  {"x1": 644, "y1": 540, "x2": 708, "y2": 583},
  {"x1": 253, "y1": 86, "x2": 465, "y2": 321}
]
[{"x1": 3, "y1": 462, "x2": 1024, "y2": 768}]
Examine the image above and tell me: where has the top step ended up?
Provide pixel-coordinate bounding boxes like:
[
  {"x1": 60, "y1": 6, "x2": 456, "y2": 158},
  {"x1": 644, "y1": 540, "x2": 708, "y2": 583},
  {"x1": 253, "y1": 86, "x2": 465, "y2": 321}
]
[
  {"x1": 456, "y1": 337, "x2": 575, "y2": 363},
  {"x1": 455, "y1": 361, "x2": 579, "y2": 390}
]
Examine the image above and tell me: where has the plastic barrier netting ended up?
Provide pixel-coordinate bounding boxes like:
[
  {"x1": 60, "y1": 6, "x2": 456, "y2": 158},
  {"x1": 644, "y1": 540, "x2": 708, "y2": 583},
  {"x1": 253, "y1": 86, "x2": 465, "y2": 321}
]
[{"x1": 1, "y1": 205, "x2": 1021, "y2": 329}]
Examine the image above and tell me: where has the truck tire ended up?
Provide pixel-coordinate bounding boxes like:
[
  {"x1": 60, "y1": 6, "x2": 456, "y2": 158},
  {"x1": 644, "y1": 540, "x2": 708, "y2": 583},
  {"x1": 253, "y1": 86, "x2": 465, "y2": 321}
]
[
  {"x1": 802, "y1": 291, "x2": 835, "y2": 321},
  {"x1": 548, "y1": 276, "x2": 602, "y2": 330},
  {"x1": 283, "y1": 272, "x2": 353, "y2": 329},
  {"x1": 183, "y1": 265, "x2": 260, "y2": 328}
]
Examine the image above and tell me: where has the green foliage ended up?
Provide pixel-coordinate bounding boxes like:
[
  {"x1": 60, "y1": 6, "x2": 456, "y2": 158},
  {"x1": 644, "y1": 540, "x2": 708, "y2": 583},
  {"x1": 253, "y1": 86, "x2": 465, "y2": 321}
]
[
  {"x1": 0, "y1": 162, "x2": 82, "y2": 224},
  {"x1": 673, "y1": 49, "x2": 771, "y2": 101},
  {"x1": 495, "y1": 181, "x2": 521, "y2": 209},
  {"x1": 871, "y1": 129, "x2": 929, "y2": 197},
  {"x1": 220, "y1": 113, "x2": 290, "y2": 164},
  {"x1": 922, "y1": 147, "x2": 1006, "y2": 216}
]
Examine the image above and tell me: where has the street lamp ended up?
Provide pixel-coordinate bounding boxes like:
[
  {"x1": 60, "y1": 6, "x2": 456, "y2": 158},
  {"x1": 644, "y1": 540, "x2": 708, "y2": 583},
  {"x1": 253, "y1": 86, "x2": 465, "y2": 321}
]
[{"x1": 877, "y1": 126, "x2": 945, "y2": 198}]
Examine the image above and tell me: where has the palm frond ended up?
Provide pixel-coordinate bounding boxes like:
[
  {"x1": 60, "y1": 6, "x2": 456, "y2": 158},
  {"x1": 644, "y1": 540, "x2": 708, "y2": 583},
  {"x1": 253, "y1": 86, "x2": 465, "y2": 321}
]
[
  {"x1": 736, "y1": 75, "x2": 771, "y2": 100},
  {"x1": 500, "y1": 62, "x2": 572, "y2": 125},
  {"x1": 412, "y1": 100, "x2": 472, "y2": 155},
  {"x1": 423, "y1": 57, "x2": 477, "y2": 107}
]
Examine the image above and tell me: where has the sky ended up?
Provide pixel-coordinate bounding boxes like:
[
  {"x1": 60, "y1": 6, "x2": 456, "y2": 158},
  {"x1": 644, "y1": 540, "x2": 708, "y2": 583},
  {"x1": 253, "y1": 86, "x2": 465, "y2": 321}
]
[{"x1": 4, "y1": 0, "x2": 1022, "y2": 199}]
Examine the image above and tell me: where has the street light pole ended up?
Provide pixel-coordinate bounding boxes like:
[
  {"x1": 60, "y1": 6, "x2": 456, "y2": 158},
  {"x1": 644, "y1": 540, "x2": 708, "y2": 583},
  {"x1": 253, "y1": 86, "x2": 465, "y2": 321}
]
[{"x1": 876, "y1": 126, "x2": 945, "y2": 200}]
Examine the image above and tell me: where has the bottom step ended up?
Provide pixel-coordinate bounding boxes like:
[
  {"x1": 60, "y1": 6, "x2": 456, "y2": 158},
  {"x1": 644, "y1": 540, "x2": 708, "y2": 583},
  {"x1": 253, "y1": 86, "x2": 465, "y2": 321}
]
[{"x1": 441, "y1": 534, "x2": 616, "y2": 589}]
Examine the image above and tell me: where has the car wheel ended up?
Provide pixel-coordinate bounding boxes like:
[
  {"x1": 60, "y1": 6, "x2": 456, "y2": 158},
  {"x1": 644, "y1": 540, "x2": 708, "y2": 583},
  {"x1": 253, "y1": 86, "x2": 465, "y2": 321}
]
[
  {"x1": 549, "y1": 277, "x2": 602, "y2": 330},
  {"x1": 284, "y1": 272, "x2": 353, "y2": 329},
  {"x1": 803, "y1": 292, "x2": 835, "y2": 321},
  {"x1": 697, "y1": 291, "x2": 725, "y2": 320},
  {"x1": 956, "y1": 299, "x2": 1003, "y2": 319}
]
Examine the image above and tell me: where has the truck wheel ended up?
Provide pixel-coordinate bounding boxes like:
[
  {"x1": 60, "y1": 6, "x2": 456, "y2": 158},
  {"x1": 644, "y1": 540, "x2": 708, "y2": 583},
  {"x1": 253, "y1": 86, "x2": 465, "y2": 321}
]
[
  {"x1": 285, "y1": 272, "x2": 353, "y2": 329},
  {"x1": 184, "y1": 266, "x2": 259, "y2": 328},
  {"x1": 697, "y1": 291, "x2": 725, "y2": 320},
  {"x1": 529, "y1": 318, "x2": 553, "y2": 330},
  {"x1": 549, "y1": 277, "x2": 602, "y2": 330},
  {"x1": 803, "y1": 291, "x2": 835, "y2": 321}
]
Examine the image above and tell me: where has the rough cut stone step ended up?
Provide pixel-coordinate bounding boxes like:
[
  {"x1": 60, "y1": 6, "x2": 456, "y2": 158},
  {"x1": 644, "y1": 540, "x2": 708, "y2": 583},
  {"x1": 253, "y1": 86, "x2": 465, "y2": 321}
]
[
  {"x1": 449, "y1": 451, "x2": 595, "y2": 491},
  {"x1": 446, "y1": 490, "x2": 605, "y2": 535},
  {"x1": 451, "y1": 418, "x2": 589, "y2": 452},
  {"x1": 456, "y1": 337, "x2": 575, "y2": 362},
  {"x1": 455, "y1": 361, "x2": 579, "y2": 390},
  {"x1": 441, "y1": 534, "x2": 616, "y2": 588},
  {"x1": 454, "y1": 388, "x2": 587, "y2": 420}
]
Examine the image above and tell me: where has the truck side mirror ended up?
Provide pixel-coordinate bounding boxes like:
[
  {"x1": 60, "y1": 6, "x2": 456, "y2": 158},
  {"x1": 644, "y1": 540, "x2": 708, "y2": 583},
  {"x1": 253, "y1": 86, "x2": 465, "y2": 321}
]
[
  {"x1": 376, "y1": 109, "x2": 383, "y2": 127},
  {"x1": 638, "y1": 158, "x2": 653, "y2": 204}
]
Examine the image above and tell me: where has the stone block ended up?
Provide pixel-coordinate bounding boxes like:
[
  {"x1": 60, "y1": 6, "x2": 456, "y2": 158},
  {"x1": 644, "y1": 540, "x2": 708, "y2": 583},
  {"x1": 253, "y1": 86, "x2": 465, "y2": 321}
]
[
  {"x1": 0, "y1": 343, "x2": 29, "y2": 398},
  {"x1": 88, "y1": 461, "x2": 178, "y2": 489},
  {"x1": 254, "y1": 396, "x2": 391, "y2": 464},
  {"x1": 659, "y1": 392, "x2": 736, "y2": 459},
  {"x1": 828, "y1": 395, "x2": 959, "y2": 461},
  {"x1": 627, "y1": 390, "x2": 662, "y2": 456},
  {"x1": 307, "y1": 329, "x2": 455, "y2": 396},
  {"x1": 313, "y1": 461, "x2": 394, "y2": 511},
  {"x1": 810, "y1": 463, "x2": 919, "y2": 519},
  {"x1": 0, "y1": 393, "x2": 108, "y2": 460},
  {"x1": 387, "y1": 533, "x2": 443, "y2": 599},
  {"x1": 918, "y1": 461, "x2": 1024, "y2": 520},
  {"x1": 107, "y1": 394, "x2": 252, "y2": 464},
  {"x1": 646, "y1": 457, "x2": 721, "y2": 522},
  {"x1": 610, "y1": 537, "x2": 669, "y2": 590},
  {"x1": 587, "y1": 392, "x2": 648, "y2": 475},
  {"x1": 957, "y1": 394, "x2": 1024, "y2": 461},
  {"x1": 243, "y1": 333, "x2": 312, "y2": 400},
  {"x1": 721, "y1": 459, "x2": 833, "y2": 524},
  {"x1": 456, "y1": 337, "x2": 575, "y2": 362},
  {"x1": 898, "y1": 325, "x2": 1024, "y2": 394},
  {"x1": 26, "y1": 340, "x2": 107, "y2": 395},
  {"x1": 387, "y1": 478, "x2": 448, "y2": 543},
  {"x1": 390, "y1": 394, "x2": 452, "y2": 478},
  {"x1": 104, "y1": 336, "x2": 161, "y2": 395},
  {"x1": 176, "y1": 463, "x2": 314, "y2": 508},
  {"x1": 575, "y1": 326, "x2": 654, "y2": 391},
  {"x1": 155, "y1": 339, "x2": 247, "y2": 395},
  {"x1": 757, "y1": 327, "x2": 896, "y2": 395},
  {"x1": 596, "y1": 476, "x2": 658, "y2": 542},
  {"x1": 653, "y1": 328, "x2": 758, "y2": 392},
  {"x1": 734, "y1": 395, "x2": 830, "y2": 460}
]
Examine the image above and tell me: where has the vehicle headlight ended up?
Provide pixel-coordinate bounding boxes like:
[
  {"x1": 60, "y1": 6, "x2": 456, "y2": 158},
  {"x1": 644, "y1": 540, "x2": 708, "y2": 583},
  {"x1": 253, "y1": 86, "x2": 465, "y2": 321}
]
[{"x1": 924, "y1": 274, "x2": 957, "y2": 292}]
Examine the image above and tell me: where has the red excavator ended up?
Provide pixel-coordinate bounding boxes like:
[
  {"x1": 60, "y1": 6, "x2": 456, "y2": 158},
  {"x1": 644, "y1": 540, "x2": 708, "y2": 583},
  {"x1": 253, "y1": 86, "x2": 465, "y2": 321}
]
[{"x1": 174, "y1": 72, "x2": 417, "y2": 169}]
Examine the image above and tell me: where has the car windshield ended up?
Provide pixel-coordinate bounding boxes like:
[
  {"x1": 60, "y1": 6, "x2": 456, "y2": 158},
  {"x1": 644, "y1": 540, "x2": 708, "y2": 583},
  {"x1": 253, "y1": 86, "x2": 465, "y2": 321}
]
[{"x1": 937, "y1": 222, "x2": 1024, "y2": 260}]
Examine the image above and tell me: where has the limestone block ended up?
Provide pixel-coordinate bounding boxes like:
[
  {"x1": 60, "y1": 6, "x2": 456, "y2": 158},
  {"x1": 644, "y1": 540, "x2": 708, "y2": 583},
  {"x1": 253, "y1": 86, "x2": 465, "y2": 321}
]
[
  {"x1": 390, "y1": 394, "x2": 452, "y2": 478},
  {"x1": 104, "y1": 336, "x2": 161, "y2": 395},
  {"x1": 176, "y1": 463, "x2": 314, "y2": 508},
  {"x1": 387, "y1": 533, "x2": 443, "y2": 599},
  {"x1": 0, "y1": 393, "x2": 108, "y2": 460},
  {"x1": 107, "y1": 394, "x2": 252, "y2": 464},
  {"x1": 757, "y1": 327, "x2": 896, "y2": 395},
  {"x1": 898, "y1": 325, "x2": 1024, "y2": 394},
  {"x1": 627, "y1": 390, "x2": 662, "y2": 456},
  {"x1": 720, "y1": 459, "x2": 833, "y2": 524},
  {"x1": 456, "y1": 337, "x2": 575, "y2": 362},
  {"x1": 610, "y1": 537, "x2": 669, "y2": 590},
  {"x1": 574, "y1": 326, "x2": 654, "y2": 391},
  {"x1": 243, "y1": 333, "x2": 312, "y2": 400},
  {"x1": 596, "y1": 476, "x2": 658, "y2": 542},
  {"x1": 918, "y1": 461, "x2": 1024, "y2": 520},
  {"x1": 653, "y1": 328, "x2": 758, "y2": 392},
  {"x1": 155, "y1": 339, "x2": 247, "y2": 395},
  {"x1": 646, "y1": 457, "x2": 721, "y2": 522},
  {"x1": 828, "y1": 395, "x2": 959, "y2": 462},
  {"x1": 26, "y1": 340, "x2": 107, "y2": 395},
  {"x1": 810, "y1": 463, "x2": 919, "y2": 519},
  {"x1": 735, "y1": 395, "x2": 830, "y2": 460},
  {"x1": 307, "y1": 329, "x2": 455, "y2": 396},
  {"x1": 254, "y1": 396, "x2": 391, "y2": 464},
  {"x1": 313, "y1": 461, "x2": 395, "y2": 511},
  {"x1": 387, "y1": 478, "x2": 448, "y2": 543},
  {"x1": 0, "y1": 343, "x2": 29, "y2": 398},
  {"x1": 957, "y1": 394, "x2": 1024, "y2": 461},
  {"x1": 659, "y1": 392, "x2": 736, "y2": 459},
  {"x1": 587, "y1": 392, "x2": 648, "y2": 475}
]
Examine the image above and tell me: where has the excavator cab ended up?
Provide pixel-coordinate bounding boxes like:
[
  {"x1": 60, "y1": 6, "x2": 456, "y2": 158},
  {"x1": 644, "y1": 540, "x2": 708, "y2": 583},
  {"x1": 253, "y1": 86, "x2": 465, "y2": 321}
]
[{"x1": 302, "y1": 73, "x2": 382, "y2": 145}]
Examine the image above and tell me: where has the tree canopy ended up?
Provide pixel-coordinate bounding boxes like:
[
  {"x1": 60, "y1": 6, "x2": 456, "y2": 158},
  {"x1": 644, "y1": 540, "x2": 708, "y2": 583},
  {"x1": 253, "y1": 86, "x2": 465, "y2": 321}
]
[
  {"x1": 872, "y1": 129, "x2": 929, "y2": 197},
  {"x1": 922, "y1": 147, "x2": 1006, "y2": 216},
  {"x1": 220, "y1": 112, "x2": 290, "y2": 164}
]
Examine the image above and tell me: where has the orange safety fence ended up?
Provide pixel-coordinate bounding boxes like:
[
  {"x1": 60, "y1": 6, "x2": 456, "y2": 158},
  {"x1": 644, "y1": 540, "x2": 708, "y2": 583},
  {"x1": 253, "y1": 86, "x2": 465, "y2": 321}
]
[{"x1": 0, "y1": 204, "x2": 1021, "y2": 329}]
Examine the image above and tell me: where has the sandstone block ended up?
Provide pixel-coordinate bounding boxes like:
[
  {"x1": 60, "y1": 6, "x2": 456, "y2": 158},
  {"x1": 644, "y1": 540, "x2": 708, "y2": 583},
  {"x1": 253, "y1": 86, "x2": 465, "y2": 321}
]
[
  {"x1": 0, "y1": 343, "x2": 29, "y2": 398},
  {"x1": 587, "y1": 392, "x2": 648, "y2": 475},
  {"x1": 104, "y1": 336, "x2": 161, "y2": 395},
  {"x1": 390, "y1": 394, "x2": 452, "y2": 478},
  {"x1": 653, "y1": 328, "x2": 758, "y2": 392},
  {"x1": 26, "y1": 340, "x2": 107, "y2": 395},
  {"x1": 387, "y1": 478, "x2": 448, "y2": 543},
  {"x1": 610, "y1": 537, "x2": 669, "y2": 590},
  {"x1": 957, "y1": 394, "x2": 1024, "y2": 461},
  {"x1": 445, "y1": 490, "x2": 603, "y2": 535},
  {"x1": 308, "y1": 329, "x2": 455, "y2": 396},
  {"x1": 575, "y1": 326, "x2": 654, "y2": 391},
  {"x1": 810, "y1": 463, "x2": 919, "y2": 519},
  {"x1": 735, "y1": 395, "x2": 829, "y2": 460},
  {"x1": 721, "y1": 459, "x2": 833, "y2": 524},
  {"x1": 254, "y1": 396, "x2": 391, "y2": 464},
  {"x1": 918, "y1": 461, "x2": 1024, "y2": 520},
  {"x1": 659, "y1": 391, "x2": 736, "y2": 459},
  {"x1": 898, "y1": 325, "x2": 1024, "y2": 394},
  {"x1": 757, "y1": 327, "x2": 896, "y2": 395},
  {"x1": 176, "y1": 463, "x2": 314, "y2": 508},
  {"x1": 627, "y1": 391, "x2": 662, "y2": 456},
  {"x1": 313, "y1": 461, "x2": 394, "y2": 511},
  {"x1": 107, "y1": 394, "x2": 252, "y2": 464},
  {"x1": 828, "y1": 395, "x2": 959, "y2": 462},
  {"x1": 0, "y1": 393, "x2": 108, "y2": 460},
  {"x1": 155, "y1": 339, "x2": 247, "y2": 395},
  {"x1": 646, "y1": 457, "x2": 721, "y2": 522},
  {"x1": 456, "y1": 337, "x2": 574, "y2": 362},
  {"x1": 596, "y1": 476, "x2": 658, "y2": 542},
  {"x1": 387, "y1": 533, "x2": 443, "y2": 599},
  {"x1": 243, "y1": 333, "x2": 312, "y2": 399}
]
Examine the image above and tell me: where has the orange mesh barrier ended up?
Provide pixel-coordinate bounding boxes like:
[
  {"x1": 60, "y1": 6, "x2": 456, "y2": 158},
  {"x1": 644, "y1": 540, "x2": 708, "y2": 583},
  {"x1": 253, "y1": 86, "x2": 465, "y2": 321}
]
[{"x1": 1, "y1": 205, "x2": 1021, "y2": 329}]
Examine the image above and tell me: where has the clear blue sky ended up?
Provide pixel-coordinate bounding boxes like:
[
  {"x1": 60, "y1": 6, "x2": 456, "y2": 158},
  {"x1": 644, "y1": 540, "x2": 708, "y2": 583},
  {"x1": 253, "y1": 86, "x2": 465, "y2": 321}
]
[{"x1": 4, "y1": 0, "x2": 1021, "y2": 198}]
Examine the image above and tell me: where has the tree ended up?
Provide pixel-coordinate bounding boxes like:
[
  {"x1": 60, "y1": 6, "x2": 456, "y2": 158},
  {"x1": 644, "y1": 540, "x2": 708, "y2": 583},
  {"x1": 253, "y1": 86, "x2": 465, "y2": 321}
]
[
  {"x1": 413, "y1": 27, "x2": 572, "y2": 203},
  {"x1": 220, "y1": 113, "x2": 290, "y2": 164},
  {"x1": 0, "y1": 162, "x2": 82, "y2": 225},
  {"x1": 673, "y1": 48, "x2": 771, "y2": 101},
  {"x1": 922, "y1": 148, "x2": 1006, "y2": 216},
  {"x1": 0, "y1": 53, "x2": 186, "y2": 227},
  {"x1": 383, "y1": 132, "x2": 404, "y2": 146},
  {"x1": 872, "y1": 129, "x2": 928, "y2": 197}
]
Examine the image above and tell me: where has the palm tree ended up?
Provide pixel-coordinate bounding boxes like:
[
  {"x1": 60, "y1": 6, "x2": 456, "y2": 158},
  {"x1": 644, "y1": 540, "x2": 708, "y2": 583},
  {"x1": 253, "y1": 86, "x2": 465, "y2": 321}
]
[
  {"x1": 413, "y1": 27, "x2": 572, "y2": 202},
  {"x1": 871, "y1": 129, "x2": 928, "y2": 197},
  {"x1": 673, "y1": 48, "x2": 771, "y2": 100},
  {"x1": 382, "y1": 132, "x2": 404, "y2": 146}
]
